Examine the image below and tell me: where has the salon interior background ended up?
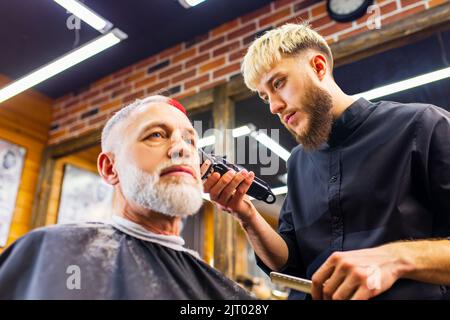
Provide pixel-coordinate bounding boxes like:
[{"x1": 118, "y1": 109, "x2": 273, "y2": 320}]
[{"x1": 0, "y1": 0, "x2": 449, "y2": 283}]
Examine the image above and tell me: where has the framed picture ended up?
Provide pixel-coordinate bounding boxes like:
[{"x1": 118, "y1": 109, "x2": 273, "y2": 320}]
[
  {"x1": 57, "y1": 164, "x2": 114, "y2": 224},
  {"x1": 0, "y1": 139, "x2": 26, "y2": 247}
]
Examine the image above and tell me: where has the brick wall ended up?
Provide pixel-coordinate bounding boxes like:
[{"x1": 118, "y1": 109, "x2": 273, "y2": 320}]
[{"x1": 49, "y1": 0, "x2": 447, "y2": 145}]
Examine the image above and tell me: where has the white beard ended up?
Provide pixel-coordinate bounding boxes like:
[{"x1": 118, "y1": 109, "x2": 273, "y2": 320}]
[{"x1": 117, "y1": 160, "x2": 204, "y2": 218}]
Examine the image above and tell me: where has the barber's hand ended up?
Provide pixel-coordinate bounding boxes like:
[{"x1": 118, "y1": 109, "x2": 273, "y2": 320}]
[
  {"x1": 311, "y1": 246, "x2": 405, "y2": 300},
  {"x1": 200, "y1": 160, "x2": 256, "y2": 223}
]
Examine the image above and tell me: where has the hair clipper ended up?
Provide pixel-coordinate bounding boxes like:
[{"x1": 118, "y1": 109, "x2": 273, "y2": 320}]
[{"x1": 199, "y1": 149, "x2": 276, "y2": 204}]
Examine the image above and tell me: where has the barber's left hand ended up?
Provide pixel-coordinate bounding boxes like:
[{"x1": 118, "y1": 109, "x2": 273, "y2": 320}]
[{"x1": 311, "y1": 245, "x2": 407, "y2": 300}]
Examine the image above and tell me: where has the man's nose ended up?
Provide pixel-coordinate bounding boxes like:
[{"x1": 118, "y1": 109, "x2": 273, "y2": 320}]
[
  {"x1": 168, "y1": 137, "x2": 191, "y2": 160},
  {"x1": 269, "y1": 95, "x2": 285, "y2": 115}
]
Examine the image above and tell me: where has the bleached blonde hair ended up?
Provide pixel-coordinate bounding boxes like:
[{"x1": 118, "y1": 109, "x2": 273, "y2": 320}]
[{"x1": 241, "y1": 22, "x2": 333, "y2": 91}]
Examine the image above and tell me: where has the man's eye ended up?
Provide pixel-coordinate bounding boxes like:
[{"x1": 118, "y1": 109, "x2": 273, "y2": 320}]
[
  {"x1": 185, "y1": 138, "x2": 196, "y2": 146},
  {"x1": 148, "y1": 132, "x2": 163, "y2": 139},
  {"x1": 273, "y1": 78, "x2": 284, "y2": 89}
]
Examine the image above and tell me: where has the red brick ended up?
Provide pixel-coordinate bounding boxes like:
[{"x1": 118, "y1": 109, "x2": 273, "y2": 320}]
[
  {"x1": 122, "y1": 90, "x2": 145, "y2": 104},
  {"x1": 259, "y1": 8, "x2": 291, "y2": 27},
  {"x1": 70, "y1": 103, "x2": 89, "y2": 114},
  {"x1": 211, "y1": 19, "x2": 239, "y2": 37},
  {"x1": 310, "y1": 15, "x2": 333, "y2": 29},
  {"x1": 278, "y1": 10, "x2": 310, "y2": 26},
  {"x1": 88, "y1": 113, "x2": 108, "y2": 126},
  {"x1": 173, "y1": 48, "x2": 197, "y2": 63},
  {"x1": 319, "y1": 22, "x2": 353, "y2": 37},
  {"x1": 60, "y1": 116, "x2": 77, "y2": 126},
  {"x1": 186, "y1": 53, "x2": 210, "y2": 68},
  {"x1": 227, "y1": 23, "x2": 256, "y2": 41},
  {"x1": 172, "y1": 69, "x2": 196, "y2": 83},
  {"x1": 213, "y1": 63, "x2": 241, "y2": 79},
  {"x1": 102, "y1": 80, "x2": 122, "y2": 92},
  {"x1": 124, "y1": 70, "x2": 146, "y2": 84},
  {"x1": 185, "y1": 33, "x2": 209, "y2": 48},
  {"x1": 274, "y1": 0, "x2": 295, "y2": 9},
  {"x1": 199, "y1": 37, "x2": 225, "y2": 52},
  {"x1": 100, "y1": 98, "x2": 122, "y2": 112},
  {"x1": 382, "y1": 4, "x2": 425, "y2": 26},
  {"x1": 81, "y1": 89, "x2": 100, "y2": 100},
  {"x1": 111, "y1": 85, "x2": 132, "y2": 98},
  {"x1": 294, "y1": 0, "x2": 317, "y2": 12},
  {"x1": 429, "y1": 0, "x2": 445, "y2": 7},
  {"x1": 381, "y1": 0, "x2": 399, "y2": 14},
  {"x1": 64, "y1": 98, "x2": 80, "y2": 108},
  {"x1": 146, "y1": 81, "x2": 170, "y2": 94},
  {"x1": 199, "y1": 57, "x2": 226, "y2": 73},
  {"x1": 400, "y1": 0, "x2": 422, "y2": 7},
  {"x1": 311, "y1": 3, "x2": 326, "y2": 17},
  {"x1": 135, "y1": 75, "x2": 157, "y2": 89},
  {"x1": 338, "y1": 25, "x2": 370, "y2": 41},
  {"x1": 240, "y1": 5, "x2": 272, "y2": 24},
  {"x1": 357, "y1": 0, "x2": 397, "y2": 25},
  {"x1": 69, "y1": 123, "x2": 85, "y2": 132},
  {"x1": 229, "y1": 48, "x2": 248, "y2": 62},
  {"x1": 92, "y1": 75, "x2": 113, "y2": 88},
  {"x1": 213, "y1": 41, "x2": 241, "y2": 57},
  {"x1": 159, "y1": 64, "x2": 182, "y2": 79},
  {"x1": 159, "y1": 44, "x2": 183, "y2": 59},
  {"x1": 135, "y1": 56, "x2": 158, "y2": 70},
  {"x1": 90, "y1": 95, "x2": 109, "y2": 106},
  {"x1": 185, "y1": 74, "x2": 210, "y2": 89},
  {"x1": 113, "y1": 66, "x2": 133, "y2": 79}
]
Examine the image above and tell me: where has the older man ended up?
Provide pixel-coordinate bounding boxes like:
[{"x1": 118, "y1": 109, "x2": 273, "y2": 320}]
[{"x1": 0, "y1": 95, "x2": 252, "y2": 300}]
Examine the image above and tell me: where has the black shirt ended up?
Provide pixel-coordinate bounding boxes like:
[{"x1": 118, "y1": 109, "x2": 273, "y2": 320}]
[{"x1": 258, "y1": 98, "x2": 450, "y2": 299}]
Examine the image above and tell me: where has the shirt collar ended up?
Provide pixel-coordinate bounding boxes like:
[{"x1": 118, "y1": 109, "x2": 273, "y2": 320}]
[
  {"x1": 327, "y1": 97, "x2": 374, "y2": 148},
  {"x1": 109, "y1": 215, "x2": 201, "y2": 259}
]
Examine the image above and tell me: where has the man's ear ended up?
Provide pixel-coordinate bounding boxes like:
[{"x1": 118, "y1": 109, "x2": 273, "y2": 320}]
[
  {"x1": 310, "y1": 54, "x2": 328, "y2": 81},
  {"x1": 97, "y1": 152, "x2": 119, "y2": 185}
]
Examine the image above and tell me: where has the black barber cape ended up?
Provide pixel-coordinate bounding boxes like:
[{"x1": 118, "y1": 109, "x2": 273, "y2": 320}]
[{"x1": 0, "y1": 216, "x2": 252, "y2": 299}]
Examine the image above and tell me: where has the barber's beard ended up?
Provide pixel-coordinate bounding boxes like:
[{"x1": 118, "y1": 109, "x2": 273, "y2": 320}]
[
  {"x1": 118, "y1": 160, "x2": 204, "y2": 218},
  {"x1": 286, "y1": 83, "x2": 333, "y2": 151}
]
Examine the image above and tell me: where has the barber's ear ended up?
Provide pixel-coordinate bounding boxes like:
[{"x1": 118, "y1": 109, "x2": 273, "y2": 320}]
[
  {"x1": 97, "y1": 152, "x2": 119, "y2": 185},
  {"x1": 311, "y1": 54, "x2": 328, "y2": 81}
]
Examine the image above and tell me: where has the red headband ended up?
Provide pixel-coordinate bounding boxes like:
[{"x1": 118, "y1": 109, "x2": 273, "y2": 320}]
[{"x1": 167, "y1": 98, "x2": 187, "y2": 116}]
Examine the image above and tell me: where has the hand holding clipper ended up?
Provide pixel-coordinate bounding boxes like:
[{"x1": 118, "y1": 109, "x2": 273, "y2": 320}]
[{"x1": 199, "y1": 149, "x2": 276, "y2": 204}]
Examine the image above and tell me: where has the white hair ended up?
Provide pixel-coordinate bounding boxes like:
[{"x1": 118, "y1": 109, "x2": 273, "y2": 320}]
[
  {"x1": 101, "y1": 95, "x2": 171, "y2": 152},
  {"x1": 117, "y1": 155, "x2": 204, "y2": 218}
]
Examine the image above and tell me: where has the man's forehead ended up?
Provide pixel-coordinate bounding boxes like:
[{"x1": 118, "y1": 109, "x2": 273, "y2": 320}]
[{"x1": 127, "y1": 102, "x2": 194, "y2": 133}]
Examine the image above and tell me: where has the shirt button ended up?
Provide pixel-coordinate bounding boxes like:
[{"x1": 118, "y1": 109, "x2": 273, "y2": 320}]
[{"x1": 329, "y1": 175, "x2": 338, "y2": 183}]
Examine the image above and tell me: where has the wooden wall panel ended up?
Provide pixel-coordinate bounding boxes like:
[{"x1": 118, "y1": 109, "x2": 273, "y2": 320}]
[{"x1": 0, "y1": 75, "x2": 52, "y2": 252}]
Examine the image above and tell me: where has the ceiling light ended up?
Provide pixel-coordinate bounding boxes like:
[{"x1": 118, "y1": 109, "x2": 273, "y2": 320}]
[
  {"x1": 54, "y1": 0, "x2": 112, "y2": 33},
  {"x1": 353, "y1": 67, "x2": 450, "y2": 100},
  {"x1": 179, "y1": 0, "x2": 207, "y2": 8},
  {"x1": 0, "y1": 29, "x2": 127, "y2": 104}
]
